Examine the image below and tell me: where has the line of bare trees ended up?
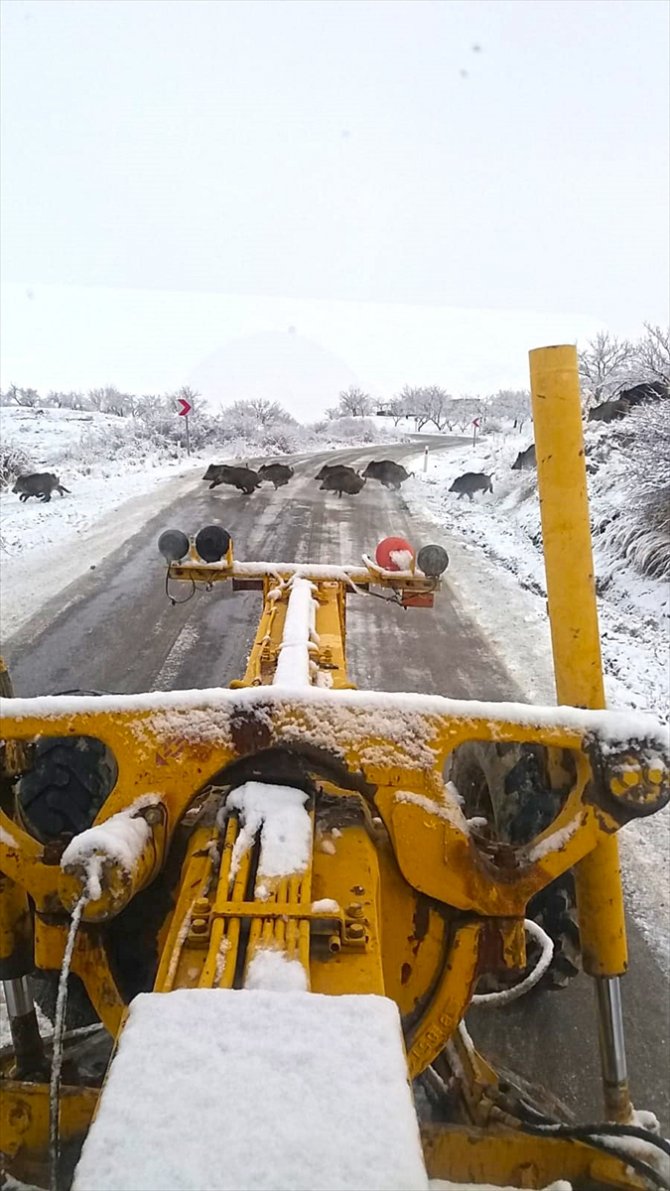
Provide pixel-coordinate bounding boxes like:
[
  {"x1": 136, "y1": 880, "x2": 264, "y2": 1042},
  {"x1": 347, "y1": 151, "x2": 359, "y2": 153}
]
[
  {"x1": 2, "y1": 325, "x2": 667, "y2": 430},
  {"x1": 324, "y1": 324, "x2": 668, "y2": 428}
]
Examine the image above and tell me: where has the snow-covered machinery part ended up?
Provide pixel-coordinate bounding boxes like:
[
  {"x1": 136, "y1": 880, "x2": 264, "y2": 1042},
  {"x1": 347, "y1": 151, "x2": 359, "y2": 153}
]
[{"x1": 1, "y1": 345, "x2": 670, "y2": 1191}]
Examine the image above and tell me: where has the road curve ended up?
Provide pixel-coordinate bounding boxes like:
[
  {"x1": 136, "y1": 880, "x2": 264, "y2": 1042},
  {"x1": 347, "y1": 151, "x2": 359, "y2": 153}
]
[{"x1": 4, "y1": 441, "x2": 668, "y2": 1128}]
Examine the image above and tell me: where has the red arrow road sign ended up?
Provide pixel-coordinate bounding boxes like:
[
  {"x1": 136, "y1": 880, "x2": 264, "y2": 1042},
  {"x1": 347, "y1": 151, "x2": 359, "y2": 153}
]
[
  {"x1": 177, "y1": 397, "x2": 192, "y2": 417},
  {"x1": 472, "y1": 417, "x2": 481, "y2": 427}
]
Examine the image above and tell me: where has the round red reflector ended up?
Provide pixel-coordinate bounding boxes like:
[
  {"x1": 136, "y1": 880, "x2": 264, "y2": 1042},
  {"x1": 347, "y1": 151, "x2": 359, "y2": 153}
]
[{"x1": 375, "y1": 536, "x2": 415, "y2": 571}]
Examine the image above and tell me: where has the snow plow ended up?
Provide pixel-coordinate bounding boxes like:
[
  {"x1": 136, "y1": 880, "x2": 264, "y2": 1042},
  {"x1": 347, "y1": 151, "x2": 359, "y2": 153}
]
[{"x1": 1, "y1": 346, "x2": 669, "y2": 1190}]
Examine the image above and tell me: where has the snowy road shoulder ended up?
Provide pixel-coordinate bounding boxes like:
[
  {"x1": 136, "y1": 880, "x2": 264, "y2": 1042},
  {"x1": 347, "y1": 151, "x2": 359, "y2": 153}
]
[
  {"x1": 0, "y1": 463, "x2": 201, "y2": 639},
  {"x1": 402, "y1": 441, "x2": 670, "y2": 976}
]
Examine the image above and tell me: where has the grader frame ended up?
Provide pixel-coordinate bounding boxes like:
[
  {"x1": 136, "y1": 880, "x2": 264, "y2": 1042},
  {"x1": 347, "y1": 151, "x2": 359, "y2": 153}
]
[{"x1": 1, "y1": 346, "x2": 669, "y2": 1190}]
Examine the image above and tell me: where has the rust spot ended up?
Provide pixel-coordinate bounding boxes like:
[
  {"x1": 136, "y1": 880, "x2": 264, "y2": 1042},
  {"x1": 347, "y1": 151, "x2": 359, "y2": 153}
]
[
  {"x1": 401, "y1": 962, "x2": 412, "y2": 985},
  {"x1": 230, "y1": 705, "x2": 273, "y2": 756},
  {"x1": 477, "y1": 920, "x2": 507, "y2": 976},
  {"x1": 412, "y1": 896, "x2": 430, "y2": 944}
]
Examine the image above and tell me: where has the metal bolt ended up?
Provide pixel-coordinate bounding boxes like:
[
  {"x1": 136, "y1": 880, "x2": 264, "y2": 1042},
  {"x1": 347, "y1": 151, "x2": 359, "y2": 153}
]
[
  {"x1": 144, "y1": 805, "x2": 163, "y2": 825},
  {"x1": 348, "y1": 923, "x2": 365, "y2": 941},
  {"x1": 647, "y1": 766, "x2": 664, "y2": 785},
  {"x1": 352, "y1": 885, "x2": 365, "y2": 895},
  {"x1": 193, "y1": 897, "x2": 210, "y2": 916},
  {"x1": 328, "y1": 935, "x2": 341, "y2": 954},
  {"x1": 621, "y1": 768, "x2": 640, "y2": 788},
  {"x1": 191, "y1": 917, "x2": 208, "y2": 935},
  {"x1": 346, "y1": 902, "x2": 364, "y2": 919}
]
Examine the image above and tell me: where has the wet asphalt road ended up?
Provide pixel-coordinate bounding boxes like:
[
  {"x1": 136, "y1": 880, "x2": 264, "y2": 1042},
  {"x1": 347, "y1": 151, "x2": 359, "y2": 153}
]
[{"x1": 4, "y1": 442, "x2": 669, "y2": 1129}]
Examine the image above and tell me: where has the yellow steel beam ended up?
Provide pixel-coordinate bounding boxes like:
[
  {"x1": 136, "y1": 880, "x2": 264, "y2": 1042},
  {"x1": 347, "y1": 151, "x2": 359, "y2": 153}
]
[{"x1": 529, "y1": 344, "x2": 630, "y2": 1120}]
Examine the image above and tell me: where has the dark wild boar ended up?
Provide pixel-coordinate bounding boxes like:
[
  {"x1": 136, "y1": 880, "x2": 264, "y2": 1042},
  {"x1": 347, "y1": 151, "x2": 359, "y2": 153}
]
[
  {"x1": 449, "y1": 472, "x2": 493, "y2": 500},
  {"x1": 12, "y1": 473, "x2": 70, "y2": 503},
  {"x1": 257, "y1": 463, "x2": 294, "y2": 489},
  {"x1": 511, "y1": 444, "x2": 536, "y2": 471},
  {"x1": 617, "y1": 381, "x2": 668, "y2": 408},
  {"x1": 362, "y1": 460, "x2": 411, "y2": 490},
  {"x1": 203, "y1": 464, "x2": 261, "y2": 495},
  {"x1": 588, "y1": 399, "x2": 630, "y2": 424},
  {"x1": 314, "y1": 462, "x2": 353, "y2": 481},
  {"x1": 320, "y1": 470, "x2": 366, "y2": 498}
]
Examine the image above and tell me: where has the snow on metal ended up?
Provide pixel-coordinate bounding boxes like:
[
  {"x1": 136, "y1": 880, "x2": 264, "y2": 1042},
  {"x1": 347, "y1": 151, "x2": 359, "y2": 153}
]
[
  {"x1": 225, "y1": 782, "x2": 312, "y2": 885},
  {"x1": 244, "y1": 947, "x2": 308, "y2": 991},
  {"x1": 72, "y1": 989, "x2": 429, "y2": 1191},
  {"x1": 60, "y1": 794, "x2": 162, "y2": 900},
  {"x1": 3, "y1": 686, "x2": 668, "y2": 755},
  {"x1": 273, "y1": 576, "x2": 318, "y2": 688}
]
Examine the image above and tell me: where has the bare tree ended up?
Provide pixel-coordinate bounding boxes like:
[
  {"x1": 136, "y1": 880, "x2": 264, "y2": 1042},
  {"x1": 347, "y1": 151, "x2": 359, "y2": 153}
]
[
  {"x1": 578, "y1": 331, "x2": 636, "y2": 407},
  {"x1": 45, "y1": 390, "x2": 87, "y2": 410},
  {"x1": 7, "y1": 384, "x2": 40, "y2": 407},
  {"x1": 87, "y1": 386, "x2": 137, "y2": 417},
  {"x1": 450, "y1": 396, "x2": 485, "y2": 431},
  {"x1": 490, "y1": 389, "x2": 532, "y2": 429},
  {"x1": 328, "y1": 386, "x2": 373, "y2": 418},
  {"x1": 633, "y1": 324, "x2": 670, "y2": 386},
  {"x1": 228, "y1": 398, "x2": 294, "y2": 427}
]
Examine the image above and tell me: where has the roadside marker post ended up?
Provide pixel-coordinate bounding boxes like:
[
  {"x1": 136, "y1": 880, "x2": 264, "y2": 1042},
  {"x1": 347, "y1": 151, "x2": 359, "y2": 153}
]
[
  {"x1": 178, "y1": 396, "x2": 192, "y2": 456},
  {"x1": 472, "y1": 416, "x2": 481, "y2": 445},
  {"x1": 423, "y1": 446, "x2": 429, "y2": 473}
]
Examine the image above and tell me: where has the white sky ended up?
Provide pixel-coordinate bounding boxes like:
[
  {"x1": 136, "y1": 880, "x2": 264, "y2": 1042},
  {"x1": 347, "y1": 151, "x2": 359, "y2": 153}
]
[{"x1": 1, "y1": 0, "x2": 668, "y2": 416}]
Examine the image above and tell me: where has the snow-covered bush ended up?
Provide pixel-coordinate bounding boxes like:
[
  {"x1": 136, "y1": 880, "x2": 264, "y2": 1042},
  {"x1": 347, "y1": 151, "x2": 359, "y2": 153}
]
[
  {"x1": 600, "y1": 404, "x2": 670, "y2": 580},
  {"x1": 258, "y1": 420, "x2": 315, "y2": 454},
  {"x1": 0, "y1": 442, "x2": 33, "y2": 488},
  {"x1": 316, "y1": 416, "x2": 395, "y2": 445}
]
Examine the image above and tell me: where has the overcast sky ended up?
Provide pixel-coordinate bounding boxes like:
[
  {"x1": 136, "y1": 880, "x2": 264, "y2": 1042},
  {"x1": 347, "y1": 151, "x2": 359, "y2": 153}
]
[{"x1": 1, "y1": 0, "x2": 668, "y2": 415}]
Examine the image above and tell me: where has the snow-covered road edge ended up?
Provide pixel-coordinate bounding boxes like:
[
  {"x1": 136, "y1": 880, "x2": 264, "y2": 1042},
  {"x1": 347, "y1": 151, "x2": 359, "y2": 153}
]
[
  {"x1": 0, "y1": 463, "x2": 202, "y2": 639},
  {"x1": 402, "y1": 449, "x2": 670, "y2": 976}
]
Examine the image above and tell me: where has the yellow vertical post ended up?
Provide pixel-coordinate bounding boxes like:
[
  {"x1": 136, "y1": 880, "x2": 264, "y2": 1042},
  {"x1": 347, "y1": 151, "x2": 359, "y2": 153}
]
[{"x1": 528, "y1": 345, "x2": 631, "y2": 1122}]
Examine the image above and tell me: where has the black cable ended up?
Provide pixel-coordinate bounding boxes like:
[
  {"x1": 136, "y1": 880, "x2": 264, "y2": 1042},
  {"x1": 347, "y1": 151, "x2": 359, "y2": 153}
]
[
  {"x1": 364, "y1": 588, "x2": 404, "y2": 607},
  {"x1": 518, "y1": 1121, "x2": 669, "y2": 1189},
  {"x1": 165, "y1": 570, "x2": 197, "y2": 605},
  {"x1": 522, "y1": 1120, "x2": 670, "y2": 1159},
  {"x1": 486, "y1": 1081, "x2": 669, "y2": 1186}
]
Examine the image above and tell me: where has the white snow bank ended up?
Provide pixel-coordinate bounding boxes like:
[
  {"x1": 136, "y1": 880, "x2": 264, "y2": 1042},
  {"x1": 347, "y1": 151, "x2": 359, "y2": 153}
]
[
  {"x1": 225, "y1": 782, "x2": 312, "y2": 885},
  {"x1": 73, "y1": 989, "x2": 428, "y2": 1191},
  {"x1": 273, "y1": 576, "x2": 318, "y2": 688},
  {"x1": 0, "y1": 465, "x2": 202, "y2": 638},
  {"x1": 245, "y1": 947, "x2": 308, "y2": 991},
  {"x1": 407, "y1": 436, "x2": 669, "y2": 722}
]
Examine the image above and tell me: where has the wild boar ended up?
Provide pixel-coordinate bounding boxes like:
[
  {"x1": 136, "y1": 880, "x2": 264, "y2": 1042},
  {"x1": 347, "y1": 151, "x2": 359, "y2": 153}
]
[
  {"x1": 511, "y1": 444, "x2": 536, "y2": 471},
  {"x1": 314, "y1": 462, "x2": 353, "y2": 481},
  {"x1": 362, "y1": 460, "x2": 411, "y2": 490},
  {"x1": 12, "y1": 473, "x2": 70, "y2": 503},
  {"x1": 257, "y1": 463, "x2": 294, "y2": 489},
  {"x1": 588, "y1": 399, "x2": 631, "y2": 424},
  {"x1": 449, "y1": 472, "x2": 493, "y2": 500},
  {"x1": 203, "y1": 464, "x2": 261, "y2": 495},
  {"x1": 320, "y1": 469, "x2": 366, "y2": 498},
  {"x1": 617, "y1": 381, "x2": 668, "y2": 408}
]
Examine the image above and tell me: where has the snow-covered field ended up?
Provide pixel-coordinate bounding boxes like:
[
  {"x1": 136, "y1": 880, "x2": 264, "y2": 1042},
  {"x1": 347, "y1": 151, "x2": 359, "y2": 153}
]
[
  {"x1": 0, "y1": 405, "x2": 400, "y2": 636},
  {"x1": 403, "y1": 432, "x2": 670, "y2": 973},
  {"x1": 0, "y1": 407, "x2": 205, "y2": 636}
]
